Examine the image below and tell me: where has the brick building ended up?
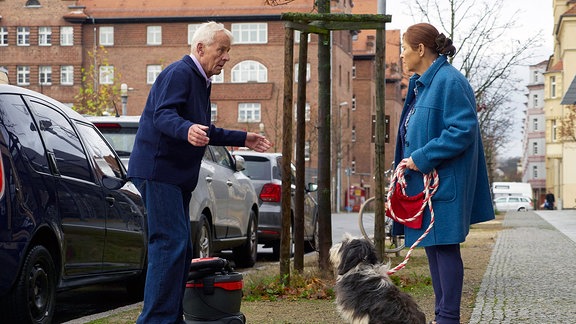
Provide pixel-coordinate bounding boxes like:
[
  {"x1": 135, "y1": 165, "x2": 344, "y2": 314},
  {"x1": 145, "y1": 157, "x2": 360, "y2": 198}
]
[{"x1": 0, "y1": 0, "x2": 405, "y2": 211}]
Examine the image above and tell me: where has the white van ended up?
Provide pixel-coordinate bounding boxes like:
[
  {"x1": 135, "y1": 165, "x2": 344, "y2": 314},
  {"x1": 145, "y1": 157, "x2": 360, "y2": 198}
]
[{"x1": 492, "y1": 182, "x2": 533, "y2": 199}]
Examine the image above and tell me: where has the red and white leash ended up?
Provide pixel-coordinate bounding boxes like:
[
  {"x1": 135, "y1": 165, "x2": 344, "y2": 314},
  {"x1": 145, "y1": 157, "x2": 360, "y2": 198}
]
[{"x1": 386, "y1": 159, "x2": 439, "y2": 275}]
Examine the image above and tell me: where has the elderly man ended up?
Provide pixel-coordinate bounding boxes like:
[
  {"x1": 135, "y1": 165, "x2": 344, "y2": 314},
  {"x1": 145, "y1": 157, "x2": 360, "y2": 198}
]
[{"x1": 128, "y1": 21, "x2": 271, "y2": 323}]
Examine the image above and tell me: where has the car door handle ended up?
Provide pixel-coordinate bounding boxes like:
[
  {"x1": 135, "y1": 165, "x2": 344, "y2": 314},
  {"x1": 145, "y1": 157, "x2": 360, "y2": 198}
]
[
  {"x1": 105, "y1": 196, "x2": 115, "y2": 206},
  {"x1": 227, "y1": 180, "x2": 233, "y2": 186},
  {"x1": 205, "y1": 176, "x2": 213, "y2": 183}
]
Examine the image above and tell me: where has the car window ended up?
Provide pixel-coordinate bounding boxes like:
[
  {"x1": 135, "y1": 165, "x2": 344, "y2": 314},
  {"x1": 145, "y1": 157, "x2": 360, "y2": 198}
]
[
  {"x1": 0, "y1": 94, "x2": 49, "y2": 174},
  {"x1": 97, "y1": 125, "x2": 137, "y2": 157},
  {"x1": 509, "y1": 197, "x2": 520, "y2": 202},
  {"x1": 241, "y1": 156, "x2": 271, "y2": 180},
  {"x1": 76, "y1": 122, "x2": 123, "y2": 179},
  {"x1": 29, "y1": 100, "x2": 93, "y2": 182},
  {"x1": 521, "y1": 197, "x2": 530, "y2": 202},
  {"x1": 210, "y1": 146, "x2": 233, "y2": 169},
  {"x1": 494, "y1": 197, "x2": 506, "y2": 203}
]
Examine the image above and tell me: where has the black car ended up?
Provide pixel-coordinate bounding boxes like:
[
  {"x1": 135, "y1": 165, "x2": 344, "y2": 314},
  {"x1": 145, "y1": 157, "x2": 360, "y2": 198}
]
[{"x1": 0, "y1": 85, "x2": 147, "y2": 323}]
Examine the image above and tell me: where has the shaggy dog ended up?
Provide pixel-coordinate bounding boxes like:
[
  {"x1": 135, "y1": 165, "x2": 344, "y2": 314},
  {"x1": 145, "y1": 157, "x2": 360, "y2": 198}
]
[{"x1": 329, "y1": 234, "x2": 426, "y2": 324}]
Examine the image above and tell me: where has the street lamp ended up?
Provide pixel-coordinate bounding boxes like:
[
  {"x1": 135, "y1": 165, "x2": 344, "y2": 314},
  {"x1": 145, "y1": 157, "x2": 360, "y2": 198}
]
[
  {"x1": 259, "y1": 122, "x2": 265, "y2": 136},
  {"x1": 120, "y1": 83, "x2": 128, "y2": 116},
  {"x1": 336, "y1": 101, "x2": 348, "y2": 212}
]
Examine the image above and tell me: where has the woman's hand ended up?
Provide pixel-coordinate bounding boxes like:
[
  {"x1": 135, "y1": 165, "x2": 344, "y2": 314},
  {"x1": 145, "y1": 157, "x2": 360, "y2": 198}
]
[{"x1": 405, "y1": 157, "x2": 420, "y2": 172}]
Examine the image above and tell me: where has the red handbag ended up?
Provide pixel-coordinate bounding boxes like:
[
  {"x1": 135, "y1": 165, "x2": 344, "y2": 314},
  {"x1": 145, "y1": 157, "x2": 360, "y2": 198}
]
[
  {"x1": 386, "y1": 182, "x2": 425, "y2": 229},
  {"x1": 386, "y1": 160, "x2": 438, "y2": 230}
]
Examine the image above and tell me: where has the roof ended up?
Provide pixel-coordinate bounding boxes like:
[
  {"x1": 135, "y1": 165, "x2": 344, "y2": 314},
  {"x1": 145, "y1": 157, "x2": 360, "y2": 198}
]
[
  {"x1": 76, "y1": 0, "x2": 318, "y2": 19},
  {"x1": 561, "y1": 75, "x2": 576, "y2": 105}
]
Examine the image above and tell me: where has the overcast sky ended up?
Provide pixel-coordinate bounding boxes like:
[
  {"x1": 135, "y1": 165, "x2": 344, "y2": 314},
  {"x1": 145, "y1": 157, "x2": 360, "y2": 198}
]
[{"x1": 384, "y1": 0, "x2": 555, "y2": 158}]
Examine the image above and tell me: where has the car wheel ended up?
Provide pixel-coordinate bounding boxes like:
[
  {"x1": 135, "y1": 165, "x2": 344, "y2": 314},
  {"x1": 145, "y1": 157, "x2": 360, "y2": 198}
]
[
  {"x1": 304, "y1": 219, "x2": 319, "y2": 253},
  {"x1": 193, "y1": 214, "x2": 212, "y2": 258},
  {"x1": 518, "y1": 207, "x2": 526, "y2": 212},
  {"x1": 234, "y1": 210, "x2": 258, "y2": 268},
  {"x1": 272, "y1": 224, "x2": 293, "y2": 261},
  {"x1": 1, "y1": 245, "x2": 56, "y2": 324}
]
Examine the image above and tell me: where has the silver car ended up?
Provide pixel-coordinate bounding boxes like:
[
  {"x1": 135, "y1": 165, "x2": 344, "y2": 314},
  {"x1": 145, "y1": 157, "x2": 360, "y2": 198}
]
[
  {"x1": 232, "y1": 151, "x2": 318, "y2": 260},
  {"x1": 88, "y1": 116, "x2": 259, "y2": 268}
]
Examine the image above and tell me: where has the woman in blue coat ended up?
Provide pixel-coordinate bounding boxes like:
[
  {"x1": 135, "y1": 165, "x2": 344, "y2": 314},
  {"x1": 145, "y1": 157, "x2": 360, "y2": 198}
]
[{"x1": 394, "y1": 23, "x2": 494, "y2": 324}]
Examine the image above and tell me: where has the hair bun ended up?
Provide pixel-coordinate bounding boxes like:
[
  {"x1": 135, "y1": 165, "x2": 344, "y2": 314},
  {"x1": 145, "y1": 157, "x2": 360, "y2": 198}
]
[{"x1": 435, "y1": 33, "x2": 456, "y2": 56}]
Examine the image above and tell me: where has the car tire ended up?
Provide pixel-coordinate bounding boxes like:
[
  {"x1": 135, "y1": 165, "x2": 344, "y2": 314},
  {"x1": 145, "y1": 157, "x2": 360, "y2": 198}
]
[
  {"x1": 234, "y1": 209, "x2": 258, "y2": 268},
  {"x1": 1, "y1": 245, "x2": 56, "y2": 324},
  {"x1": 272, "y1": 224, "x2": 293, "y2": 261},
  {"x1": 304, "y1": 219, "x2": 319, "y2": 253},
  {"x1": 193, "y1": 214, "x2": 212, "y2": 259}
]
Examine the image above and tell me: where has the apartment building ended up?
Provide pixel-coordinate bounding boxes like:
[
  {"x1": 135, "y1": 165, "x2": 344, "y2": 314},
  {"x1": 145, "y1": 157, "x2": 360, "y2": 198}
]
[
  {"x1": 544, "y1": 0, "x2": 576, "y2": 209},
  {"x1": 522, "y1": 60, "x2": 547, "y2": 206}
]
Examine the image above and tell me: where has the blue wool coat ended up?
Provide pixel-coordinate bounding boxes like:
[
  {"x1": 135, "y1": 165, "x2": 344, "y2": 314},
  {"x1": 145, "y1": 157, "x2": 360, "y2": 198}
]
[
  {"x1": 128, "y1": 55, "x2": 246, "y2": 192},
  {"x1": 392, "y1": 55, "x2": 494, "y2": 247}
]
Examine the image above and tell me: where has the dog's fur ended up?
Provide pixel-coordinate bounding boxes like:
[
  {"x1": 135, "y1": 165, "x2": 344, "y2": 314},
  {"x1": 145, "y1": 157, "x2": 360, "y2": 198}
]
[{"x1": 329, "y1": 234, "x2": 426, "y2": 324}]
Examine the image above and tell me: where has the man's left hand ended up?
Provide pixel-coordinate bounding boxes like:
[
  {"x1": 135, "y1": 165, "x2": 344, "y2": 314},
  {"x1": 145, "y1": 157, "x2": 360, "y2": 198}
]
[{"x1": 245, "y1": 133, "x2": 271, "y2": 152}]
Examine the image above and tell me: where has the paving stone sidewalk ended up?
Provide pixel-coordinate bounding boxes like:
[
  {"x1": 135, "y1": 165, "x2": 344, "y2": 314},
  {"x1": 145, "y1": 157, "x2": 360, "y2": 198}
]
[{"x1": 470, "y1": 211, "x2": 576, "y2": 323}]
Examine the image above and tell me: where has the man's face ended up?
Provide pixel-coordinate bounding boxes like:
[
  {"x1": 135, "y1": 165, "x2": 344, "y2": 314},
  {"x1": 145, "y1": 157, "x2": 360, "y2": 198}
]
[{"x1": 198, "y1": 31, "x2": 231, "y2": 78}]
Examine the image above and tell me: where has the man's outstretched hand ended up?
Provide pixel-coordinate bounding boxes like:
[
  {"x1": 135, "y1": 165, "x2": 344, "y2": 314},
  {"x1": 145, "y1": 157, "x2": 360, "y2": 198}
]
[{"x1": 245, "y1": 133, "x2": 271, "y2": 152}]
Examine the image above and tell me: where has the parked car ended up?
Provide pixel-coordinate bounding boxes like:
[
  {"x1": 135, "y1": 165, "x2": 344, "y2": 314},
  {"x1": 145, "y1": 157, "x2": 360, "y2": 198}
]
[
  {"x1": 0, "y1": 85, "x2": 147, "y2": 323},
  {"x1": 87, "y1": 115, "x2": 259, "y2": 268},
  {"x1": 493, "y1": 196, "x2": 534, "y2": 212},
  {"x1": 232, "y1": 151, "x2": 318, "y2": 260}
]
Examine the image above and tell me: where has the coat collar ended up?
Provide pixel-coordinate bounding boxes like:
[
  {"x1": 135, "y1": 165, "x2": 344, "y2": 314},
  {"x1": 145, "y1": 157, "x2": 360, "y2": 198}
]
[{"x1": 414, "y1": 55, "x2": 448, "y2": 89}]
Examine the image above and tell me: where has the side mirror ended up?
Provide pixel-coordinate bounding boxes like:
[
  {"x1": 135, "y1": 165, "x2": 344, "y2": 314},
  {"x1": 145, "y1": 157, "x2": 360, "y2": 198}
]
[
  {"x1": 234, "y1": 154, "x2": 246, "y2": 172},
  {"x1": 102, "y1": 175, "x2": 127, "y2": 190},
  {"x1": 307, "y1": 183, "x2": 318, "y2": 192}
]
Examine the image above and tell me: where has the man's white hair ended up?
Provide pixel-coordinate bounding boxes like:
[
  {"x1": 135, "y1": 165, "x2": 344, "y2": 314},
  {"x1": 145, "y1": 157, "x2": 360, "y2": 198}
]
[{"x1": 190, "y1": 21, "x2": 233, "y2": 50}]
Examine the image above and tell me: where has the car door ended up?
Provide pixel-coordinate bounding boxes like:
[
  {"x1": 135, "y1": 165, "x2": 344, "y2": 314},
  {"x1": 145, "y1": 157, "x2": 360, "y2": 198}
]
[
  {"x1": 75, "y1": 122, "x2": 146, "y2": 272},
  {"x1": 207, "y1": 146, "x2": 246, "y2": 238},
  {"x1": 28, "y1": 99, "x2": 106, "y2": 276}
]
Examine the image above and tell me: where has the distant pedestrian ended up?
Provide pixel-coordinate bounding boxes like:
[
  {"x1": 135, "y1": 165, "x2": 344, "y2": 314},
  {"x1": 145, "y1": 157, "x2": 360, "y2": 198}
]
[
  {"x1": 128, "y1": 21, "x2": 271, "y2": 323},
  {"x1": 545, "y1": 192, "x2": 555, "y2": 210}
]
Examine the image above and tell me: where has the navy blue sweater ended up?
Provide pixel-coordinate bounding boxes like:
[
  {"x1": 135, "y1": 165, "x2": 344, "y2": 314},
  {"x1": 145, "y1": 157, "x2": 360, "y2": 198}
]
[{"x1": 128, "y1": 55, "x2": 246, "y2": 191}]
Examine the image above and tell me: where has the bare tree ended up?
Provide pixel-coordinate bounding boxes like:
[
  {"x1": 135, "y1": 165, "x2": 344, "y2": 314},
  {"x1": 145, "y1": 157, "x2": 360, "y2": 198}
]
[{"x1": 407, "y1": 0, "x2": 543, "y2": 160}]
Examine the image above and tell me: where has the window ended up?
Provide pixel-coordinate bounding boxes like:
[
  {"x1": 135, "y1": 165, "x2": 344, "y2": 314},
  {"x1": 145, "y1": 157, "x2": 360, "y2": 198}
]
[
  {"x1": 146, "y1": 65, "x2": 162, "y2": 84},
  {"x1": 60, "y1": 26, "x2": 74, "y2": 46},
  {"x1": 39, "y1": 66, "x2": 52, "y2": 85},
  {"x1": 533, "y1": 118, "x2": 538, "y2": 131},
  {"x1": 231, "y1": 61, "x2": 267, "y2": 83},
  {"x1": 294, "y1": 30, "x2": 310, "y2": 43},
  {"x1": 294, "y1": 63, "x2": 311, "y2": 82},
  {"x1": 533, "y1": 94, "x2": 538, "y2": 108},
  {"x1": 147, "y1": 26, "x2": 162, "y2": 45},
  {"x1": 352, "y1": 95, "x2": 356, "y2": 110},
  {"x1": 552, "y1": 119, "x2": 557, "y2": 142},
  {"x1": 17, "y1": 27, "x2": 30, "y2": 46},
  {"x1": 351, "y1": 126, "x2": 356, "y2": 142},
  {"x1": 38, "y1": 27, "x2": 52, "y2": 46},
  {"x1": 351, "y1": 159, "x2": 356, "y2": 174},
  {"x1": 212, "y1": 72, "x2": 223, "y2": 83},
  {"x1": 533, "y1": 165, "x2": 538, "y2": 178},
  {"x1": 76, "y1": 122, "x2": 122, "y2": 179},
  {"x1": 294, "y1": 103, "x2": 310, "y2": 121},
  {"x1": 99, "y1": 66, "x2": 114, "y2": 84},
  {"x1": 17, "y1": 66, "x2": 30, "y2": 85},
  {"x1": 238, "y1": 103, "x2": 261, "y2": 122},
  {"x1": 211, "y1": 103, "x2": 218, "y2": 122},
  {"x1": 99, "y1": 26, "x2": 114, "y2": 46},
  {"x1": 188, "y1": 24, "x2": 201, "y2": 45},
  {"x1": 60, "y1": 65, "x2": 74, "y2": 85},
  {"x1": 304, "y1": 141, "x2": 311, "y2": 161},
  {"x1": 30, "y1": 101, "x2": 92, "y2": 181},
  {"x1": 550, "y1": 76, "x2": 556, "y2": 98},
  {"x1": 352, "y1": 65, "x2": 356, "y2": 79},
  {"x1": 0, "y1": 27, "x2": 8, "y2": 46},
  {"x1": 231, "y1": 23, "x2": 267, "y2": 44},
  {"x1": 533, "y1": 70, "x2": 539, "y2": 83},
  {"x1": 532, "y1": 142, "x2": 538, "y2": 155}
]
